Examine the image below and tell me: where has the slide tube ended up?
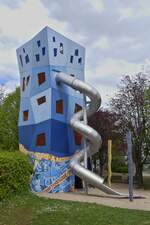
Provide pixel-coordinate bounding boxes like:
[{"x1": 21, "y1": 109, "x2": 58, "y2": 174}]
[{"x1": 56, "y1": 73, "x2": 127, "y2": 196}]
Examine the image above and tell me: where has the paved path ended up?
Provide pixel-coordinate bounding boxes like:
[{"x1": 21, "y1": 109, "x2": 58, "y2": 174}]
[{"x1": 36, "y1": 183, "x2": 150, "y2": 211}]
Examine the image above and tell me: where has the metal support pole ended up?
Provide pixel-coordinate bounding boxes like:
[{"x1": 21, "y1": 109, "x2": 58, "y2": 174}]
[
  {"x1": 108, "y1": 140, "x2": 112, "y2": 187},
  {"x1": 83, "y1": 94, "x2": 88, "y2": 194},
  {"x1": 126, "y1": 131, "x2": 133, "y2": 201}
]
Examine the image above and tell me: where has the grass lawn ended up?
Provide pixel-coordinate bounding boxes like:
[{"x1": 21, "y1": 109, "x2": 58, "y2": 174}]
[{"x1": 0, "y1": 192, "x2": 150, "y2": 225}]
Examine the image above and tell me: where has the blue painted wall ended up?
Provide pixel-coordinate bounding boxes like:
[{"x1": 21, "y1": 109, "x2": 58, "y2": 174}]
[
  {"x1": 17, "y1": 26, "x2": 85, "y2": 193},
  {"x1": 17, "y1": 26, "x2": 85, "y2": 157}
]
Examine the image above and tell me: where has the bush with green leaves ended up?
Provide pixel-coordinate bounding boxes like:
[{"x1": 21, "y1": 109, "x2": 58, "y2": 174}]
[
  {"x1": 0, "y1": 87, "x2": 20, "y2": 151},
  {"x1": 112, "y1": 155, "x2": 128, "y2": 173},
  {"x1": 0, "y1": 151, "x2": 33, "y2": 200}
]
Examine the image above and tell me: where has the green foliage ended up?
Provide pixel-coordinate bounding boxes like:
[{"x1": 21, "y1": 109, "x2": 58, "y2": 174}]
[
  {"x1": 112, "y1": 156, "x2": 128, "y2": 173},
  {"x1": 112, "y1": 165, "x2": 128, "y2": 173},
  {"x1": 0, "y1": 151, "x2": 33, "y2": 200},
  {"x1": 0, "y1": 87, "x2": 20, "y2": 151}
]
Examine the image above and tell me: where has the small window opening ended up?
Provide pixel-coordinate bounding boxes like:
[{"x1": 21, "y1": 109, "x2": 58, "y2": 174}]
[
  {"x1": 74, "y1": 131, "x2": 82, "y2": 145},
  {"x1": 74, "y1": 103, "x2": 82, "y2": 113},
  {"x1": 26, "y1": 76, "x2": 30, "y2": 86},
  {"x1": 37, "y1": 40, "x2": 41, "y2": 47},
  {"x1": 70, "y1": 74, "x2": 75, "y2": 77},
  {"x1": 60, "y1": 43, "x2": 64, "y2": 54},
  {"x1": 23, "y1": 110, "x2": 29, "y2": 121},
  {"x1": 19, "y1": 55, "x2": 23, "y2": 67},
  {"x1": 75, "y1": 49, "x2": 78, "y2": 56},
  {"x1": 38, "y1": 72, "x2": 45, "y2": 85},
  {"x1": 56, "y1": 99, "x2": 63, "y2": 114},
  {"x1": 25, "y1": 55, "x2": 29, "y2": 64},
  {"x1": 22, "y1": 77, "x2": 25, "y2": 91},
  {"x1": 78, "y1": 57, "x2": 82, "y2": 64},
  {"x1": 37, "y1": 96, "x2": 46, "y2": 105},
  {"x1": 35, "y1": 54, "x2": 40, "y2": 62},
  {"x1": 42, "y1": 47, "x2": 46, "y2": 55},
  {"x1": 23, "y1": 48, "x2": 25, "y2": 53},
  {"x1": 52, "y1": 69, "x2": 60, "y2": 73},
  {"x1": 70, "y1": 55, "x2": 73, "y2": 63},
  {"x1": 36, "y1": 133, "x2": 46, "y2": 146},
  {"x1": 53, "y1": 36, "x2": 55, "y2": 42},
  {"x1": 54, "y1": 48, "x2": 57, "y2": 57}
]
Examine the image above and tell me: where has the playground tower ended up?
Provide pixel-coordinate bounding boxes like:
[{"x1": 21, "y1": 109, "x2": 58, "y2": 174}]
[{"x1": 17, "y1": 27, "x2": 85, "y2": 192}]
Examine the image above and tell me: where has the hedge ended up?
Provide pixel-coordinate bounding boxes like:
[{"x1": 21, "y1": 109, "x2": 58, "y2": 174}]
[
  {"x1": 0, "y1": 151, "x2": 33, "y2": 200},
  {"x1": 112, "y1": 156, "x2": 128, "y2": 173}
]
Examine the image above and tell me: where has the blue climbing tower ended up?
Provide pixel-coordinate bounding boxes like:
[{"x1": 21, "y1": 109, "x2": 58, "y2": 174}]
[{"x1": 16, "y1": 27, "x2": 85, "y2": 192}]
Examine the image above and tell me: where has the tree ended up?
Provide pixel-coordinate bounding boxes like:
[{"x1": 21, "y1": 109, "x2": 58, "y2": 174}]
[
  {"x1": 0, "y1": 87, "x2": 20, "y2": 151},
  {"x1": 110, "y1": 73, "x2": 150, "y2": 186},
  {"x1": 88, "y1": 109, "x2": 124, "y2": 176},
  {"x1": 0, "y1": 85, "x2": 6, "y2": 106}
]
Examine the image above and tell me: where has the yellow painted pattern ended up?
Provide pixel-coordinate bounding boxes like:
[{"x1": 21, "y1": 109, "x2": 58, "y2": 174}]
[
  {"x1": 44, "y1": 169, "x2": 72, "y2": 193},
  {"x1": 19, "y1": 143, "x2": 71, "y2": 162}
]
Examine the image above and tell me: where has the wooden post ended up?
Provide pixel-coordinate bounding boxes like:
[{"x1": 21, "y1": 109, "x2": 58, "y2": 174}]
[{"x1": 108, "y1": 140, "x2": 112, "y2": 187}]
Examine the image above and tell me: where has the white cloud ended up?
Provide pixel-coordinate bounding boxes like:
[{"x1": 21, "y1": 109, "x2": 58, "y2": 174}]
[
  {"x1": 93, "y1": 36, "x2": 110, "y2": 50},
  {"x1": 118, "y1": 1, "x2": 150, "y2": 21},
  {"x1": 88, "y1": 58, "x2": 140, "y2": 79},
  {"x1": 0, "y1": 0, "x2": 149, "y2": 104},
  {"x1": 118, "y1": 7, "x2": 136, "y2": 20},
  {"x1": 4, "y1": 80, "x2": 19, "y2": 93},
  {"x1": 0, "y1": 46, "x2": 17, "y2": 65},
  {"x1": 0, "y1": 0, "x2": 68, "y2": 92},
  {"x1": 86, "y1": 0, "x2": 104, "y2": 13},
  {"x1": 0, "y1": 0, "x2": 68, "y2": 41},
  {"x1": 86, "y1": 58, "x2": 142, "y2": 106}
]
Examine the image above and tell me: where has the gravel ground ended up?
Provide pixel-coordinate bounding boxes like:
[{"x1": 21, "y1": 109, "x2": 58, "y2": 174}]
[{"x1": 36, "y1": 183, "x2": 150, "y2": 211}]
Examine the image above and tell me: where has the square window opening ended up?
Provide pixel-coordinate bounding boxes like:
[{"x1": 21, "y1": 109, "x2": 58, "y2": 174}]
[
  {"x1": 19, "y1": 55, "x2": 23, "y2": 67},
  {"x1": 75, "y1": 49, "x2": 79, "y2": 56},
  {"x1": 35, "y1": 54, "x2": 40, "y2": 62},
  {"x1": 23, "y1": 110, "x2": 29, "y2": 121},
  {"x1": 25, "y1": 55, "x2": 30, "y2": 64},
  {"x1": 26, "y1": 76, "x2": 30, "y2": 86},
  {"x1": 37, "y1": 40, "x2": 41, "y2": 47},
  {"x1": 74, "y1": 103, "x2": 82, "y2": 113},
  {"x1": 38, "y1": 72, "x2": 45, "y2": 85},
  {"x1": 60, "y1": 43, "x2": 64, "y2": 54},
  {"x1": 22, "y1": 77, "x2": 25, "y2": 91},
  {"x1": 36, "y1": 133, "x2": 46, "y2": 146},
  {"x1": 70, "y1": 55, "x2": 73, "y2": 63},
  {"x1": 74, "y1": 131, "x2": 82, "y2": 145},
  {"x1": 42, "y1": 47, "x2": 46, "y2": 55},
  {"x1": 56, "y1": 99, "x2": 63, "y2": 114},
  {"x1": 78, "y1": 57, "x2": 82, "y2": 64},
  {"x1": 54, "y1": 48, "x2": 57, "y2": 57},
  {"x1": 37, "y1": 96, "x2": 46, "y2": 105}
]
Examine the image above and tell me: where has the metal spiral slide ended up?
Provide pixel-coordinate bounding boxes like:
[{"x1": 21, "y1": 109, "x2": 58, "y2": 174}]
[{"x1": 56, "y1": 72, "x2": 126, "y2": 196}]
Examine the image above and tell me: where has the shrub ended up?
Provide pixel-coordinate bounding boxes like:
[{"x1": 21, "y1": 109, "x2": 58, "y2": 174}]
[
  {"x1": 0, "y1": 151, "x2": 33, "y2": 200},
  {"x1": 113, "y1": 165, "x2": 128, "y2": 173},
  {"x1": 112, "y1": 156, "x2": 128, "y2": 173}
]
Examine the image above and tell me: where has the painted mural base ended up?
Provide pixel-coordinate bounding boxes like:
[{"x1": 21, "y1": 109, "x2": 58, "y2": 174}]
[{"x1": 19, "y1": 144, "x2": 75, "y2": 193}]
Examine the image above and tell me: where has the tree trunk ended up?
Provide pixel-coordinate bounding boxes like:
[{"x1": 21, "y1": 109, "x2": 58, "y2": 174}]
[
  {"x1": 99, "y1": 149, "x2": 106, "y2": 177},
  {"x1": 93, "y1": 158, "x2": 97, "y2": 173},
  {"x1": 133, "y1": 142, "x2": 144, "y2": 187},
  {"x1": 99, "y1": 162, "x2": 104, "y2": 177},
  {"x1": 135, "y1": 163, "x2": 143, "y2": 187}
]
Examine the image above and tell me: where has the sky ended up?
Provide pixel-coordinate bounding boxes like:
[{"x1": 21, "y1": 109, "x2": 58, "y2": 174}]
[{"x1": 0, "y1": 0, "x2": 150, "y2": 106}]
